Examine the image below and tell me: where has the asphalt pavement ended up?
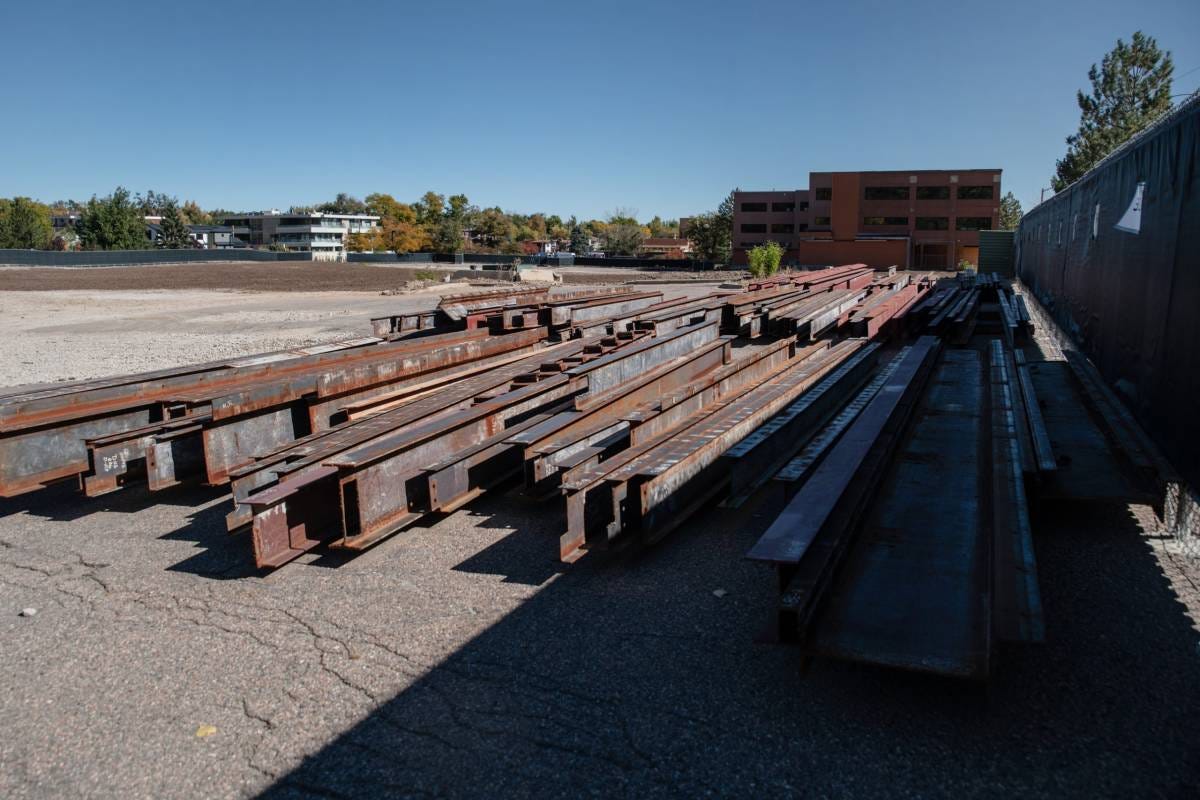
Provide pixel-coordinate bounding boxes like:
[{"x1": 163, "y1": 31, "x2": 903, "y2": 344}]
[{"x1": 1, "y1": 474, "x2": 1198, "y2": 798}]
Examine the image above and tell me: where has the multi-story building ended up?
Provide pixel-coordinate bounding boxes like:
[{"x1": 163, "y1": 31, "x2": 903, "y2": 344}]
[
  {"x1": 639, "y1": 237, "x2": 693, "y2": 259},
  {"x1": 732, "y1": 169, "x2": 1002, "y2": 269},
  {"x1": 223, "y1": 211, "x2": 380, "y2": 261}
]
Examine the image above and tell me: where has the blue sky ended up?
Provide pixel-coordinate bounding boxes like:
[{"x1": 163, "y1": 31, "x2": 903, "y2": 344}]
[{"x1": 5, "y1": 0, "x2": 1198, "y2": 220}]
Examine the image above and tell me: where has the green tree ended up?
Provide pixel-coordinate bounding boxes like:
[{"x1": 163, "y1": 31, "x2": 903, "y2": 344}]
[
  {"x1": 473, "y1": 207, "x2": 512, "y2": 249},
  {"x1": 607, "y1": 208, "x2": 640, "y2": 227},
  {"x1": 646, "y1": 215, "x2": 679, "y2": 238},
  {"x1": 601, "y1": 222, "x2": 644, "y2": 256},
  {"x1": 569, "y1": 225, "x2": 590, "y2": 254},
  {"x1": 365, "y1": 193, "x2": 405, "y2": 221},
  {"x1": 318, "y1": 193, "x2": 368, "y2": 214},
  {"x1": 999, "y1": 192, "x2": 1023, "y2": 231},
  {"x1": 416, "y1": 191, "x2": 445, "y2": 225},
  {"x1": 431, "y1": 216, "x2": 465, "y2": 252},
  {"x1": 0, "y1": 197, "x2": 54, "y2": 249},
  {"x1": 1053, "y1": 31, "x2": 1174, "y2": 191},
  {"x1": 180, "y1": 200, "x2": 212, "y2": 225},
  {"x1": 158, "y1": 199, "x2": 192, "y2": 248},
  {"x1": 746, "y1": 241, "x2": 783, "y2": 278},
  {"x1": 689, "y1": 191, "x2": 735, "y2": 262},
  {"x1": 136, "y1": 190, "x2": 174, "y2": 216},
  {"x1": 77, "y1": 187, "x2": 151, "y2": 250},
  {"x1": 447, "y1": 194, "x2": 470, "y2": 219}
]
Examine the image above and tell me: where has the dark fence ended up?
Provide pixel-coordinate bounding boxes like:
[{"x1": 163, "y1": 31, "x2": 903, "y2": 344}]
[
  {"x1": 0, "y1": 249, "x2": 312, "y2": 266},
  {"x1": 571, "y1": 256, "x2": 719, "y2": 270},
  {"x1": 346, "y1": 252, "x2": 723, "y2": 270},
  {"x1": 347, "y1": 252, "x2": 569, "y2": 266},
  {"x1": 348, "y1": 252, "x2": 452, "y2": 264},
  {"x1": 1016, "y1": 91, "x2": 1200, "y2": 487}
]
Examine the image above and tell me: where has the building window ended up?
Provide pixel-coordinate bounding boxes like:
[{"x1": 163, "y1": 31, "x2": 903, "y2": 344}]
[
  {"x1": 771, "y1": 202, "x2": 795, "y2": 212},
  {"x1": 740, "y1": 202, "x2": 768, "y2": 212},
  {"x1": 863, "y1": 216, "x2": 908, "y2": 226},
  {"x1": 957, "y1": 186, "x2": 994, "y2": 200},
  {"x1": 796, "y1": 223, "x2": 808, "y2": 231},
  {"x1": 864, "y1": 187, "x2": 909, "y2": 200},
  {"x1": 770, "y1": 223, "x2": 794, "y2": 234},
  {"x1": 813, "y1": 216, "x2": 831, "y2": 226},
  {"x1": 916, "y1": 186, "x2": 950, "y2": 200},
  {"x1": 814, "y1": 188, "x2": 832, "y2": 201},
  {"x1": 798, "y1": 201, "x2": 809, "y2": 211},
  {"x1": 740, "y1": 223, "x2": 767, "y2": 233},
  {"x1": 955, "y1": 217, "x2": 992, "y2": 231},
  {"x1": 915, "y1": 217, "x2": 949, "y2": 230}
]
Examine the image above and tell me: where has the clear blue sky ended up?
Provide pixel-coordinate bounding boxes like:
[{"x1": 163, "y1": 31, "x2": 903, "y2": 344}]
[{"x1": 5, "y1": 0, "x2": 1198, "y2": 220}]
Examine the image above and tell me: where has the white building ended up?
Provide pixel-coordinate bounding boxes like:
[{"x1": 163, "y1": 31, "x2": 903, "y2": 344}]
[{"x1": 223, "y1": 211, "x2": 380, "y2": 261}]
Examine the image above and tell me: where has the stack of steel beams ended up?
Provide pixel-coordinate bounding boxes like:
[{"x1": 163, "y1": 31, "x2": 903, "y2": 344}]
[
  {"x1": 747, "y1": 277, "x2": 1050, "y2": 679},
  {"x1": 2, "y1": 271, "x2": 1059, "y2": 681}
]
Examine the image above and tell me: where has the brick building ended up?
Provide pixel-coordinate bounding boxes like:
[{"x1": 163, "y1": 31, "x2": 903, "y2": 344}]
[{"x1": 732, "y1": 169, "x2": 1002, "y2": 269}]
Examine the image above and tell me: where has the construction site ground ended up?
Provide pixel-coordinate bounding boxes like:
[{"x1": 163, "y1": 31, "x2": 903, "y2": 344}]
[{"x1": 1, "y1": 269, "x2": 1198, "y2": 798}]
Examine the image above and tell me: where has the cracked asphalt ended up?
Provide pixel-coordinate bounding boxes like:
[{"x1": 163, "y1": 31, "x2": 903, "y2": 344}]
[
  {"x1": 3, "y1": 477, "x2": 1199, "y2": 798},
  {"x1": 1, "y1": 285, "x2": 1199, "y2": 798}
]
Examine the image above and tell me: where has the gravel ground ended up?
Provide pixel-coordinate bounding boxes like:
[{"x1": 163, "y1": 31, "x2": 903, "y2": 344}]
[
  {"x1": 0, "y1": 283, "x2": 1198, "y2": 798},
  {"x1": 0, "y1": 290, "x2": 432, "y2": 386},
  {"x1": 0, "y1": 262, "x2": 735, "y2": 293}
]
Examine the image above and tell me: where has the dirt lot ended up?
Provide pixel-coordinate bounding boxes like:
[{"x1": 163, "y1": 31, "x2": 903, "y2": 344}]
[
  {"x1": 0, "y1": 262, "x2": 735, "y2": 293},
  {"x1": 0, "y1": 271, "x2": 1198, "y2": 798},
  {"x1": 0, "y1": 289, "x2": 431, "y2": 386}
]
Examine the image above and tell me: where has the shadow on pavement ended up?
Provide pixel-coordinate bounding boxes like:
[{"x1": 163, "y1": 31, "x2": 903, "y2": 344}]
[{"x1": 255, "y1": 489, "x2": 1200, "y2": 797}]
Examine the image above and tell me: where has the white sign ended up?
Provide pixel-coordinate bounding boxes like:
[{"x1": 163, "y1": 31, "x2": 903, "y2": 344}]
[{"x1": 1114, "y1": 182, "x2": 1146, "y2": 234}]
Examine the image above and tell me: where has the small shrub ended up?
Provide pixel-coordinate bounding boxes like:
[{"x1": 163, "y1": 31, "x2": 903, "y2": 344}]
[
  {"x1": 413, "y1": 269, "x2": 438, "y2": 281},
  {"x1": 747, "y1": 241, "x2": 784, "y2": 278}
]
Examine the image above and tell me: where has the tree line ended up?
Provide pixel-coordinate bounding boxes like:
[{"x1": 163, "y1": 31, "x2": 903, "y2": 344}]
[
  {"x1": 319, "y1": 191, "x2": 686, "y2": 257},
  {"x1": 0, "y1": 186, "x2": 707, "y2": 256},
  {"x1": 0, "y1": 188, "x2": 222, "y2": 251}
]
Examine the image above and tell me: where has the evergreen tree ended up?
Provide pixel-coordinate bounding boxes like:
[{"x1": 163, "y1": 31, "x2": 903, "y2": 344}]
[
  {"x1": 1053, "y1": 32, "x2": 1174, "y2": 191},
  {"x1": 569, "y1": 225, "x2": 590, "y2": 254},
  {"x1": 158, "y1": 199, "x2": 192, "y2": 248},
  {"x1": 999, "y1": 192, "x2": 1023, "y2": 230}
]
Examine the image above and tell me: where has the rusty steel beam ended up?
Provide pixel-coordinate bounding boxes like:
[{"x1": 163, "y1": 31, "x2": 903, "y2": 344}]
[
  {"x1": 408, "y1": 326, "x2": 730, "y2": 512},
  {"x1": 721, "y1": 343, "x2": 881, "y2": 508},
  {"x1": 989, "y1": 340, "x2": 1045, "y2": 645},
  {"x1": 246, "y1": 376, "x2": 581, "y2": 566},
  {"x1": 195, "y1": 328, "x2": 548, "y2": 487},
  {"x1": 0, "y1": 335, "x2": 415, "y2": 497},
  {"x1": 551, "y1": 339, "x2": 803, "y2": 508},
  {"x1": 1013, "y1": 351, "x2": 1057, "y2": 474},
  {"x1": 846, "y1": 283, "x2": 920, "y2": 339},
  {"x1": 224, "y1": 338, "x2": 596, "y2": 531},
  {"x1": 562, "y1": 339, "x2": 865, "y2": 560},
  {"x1": 746, "y1": 264, "x2": 870, "y2": 292},
  {"x1": 772, "y1": 347, "x2": 911, "y2": 499},
  {"x1": 73, "y1": 327, "x2": 550, "y2": 499},
  {"x1": 544, "y1": 291, "x2": 664, "y2": 328},
  {"x1": 746, "y1": 336, "x2": 941, "y2": 645},
  {"x1": 512, "y1": 338, "x2": 733, "y2": 490},
  {"x1": 769, "y1": 288, "x2": 869, "y2": 339},
  {"x1": 236, "y1": 329, "x2": 655, "y2": 566}
]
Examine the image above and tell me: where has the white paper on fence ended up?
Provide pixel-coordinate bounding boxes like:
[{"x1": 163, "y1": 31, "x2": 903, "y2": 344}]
[{"x1": 1114, "y1": 182, "x2": 1145, "y2": 234}]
